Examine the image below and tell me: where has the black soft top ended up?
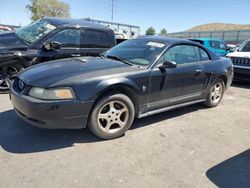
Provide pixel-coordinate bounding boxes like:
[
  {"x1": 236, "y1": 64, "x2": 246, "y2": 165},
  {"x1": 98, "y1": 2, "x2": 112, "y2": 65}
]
[
  {"x1": 136, "y1": 36, "x2": 220, "y2": 60},
  {"x1": 137, "y1": 35, "x2": 193, "y2": 45}
]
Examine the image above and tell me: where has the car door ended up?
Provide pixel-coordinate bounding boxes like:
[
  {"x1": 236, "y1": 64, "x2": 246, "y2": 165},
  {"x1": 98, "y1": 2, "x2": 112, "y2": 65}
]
[
  {"x1": 148, "y1": 44, "x2": 208, "y2": 111},
  {"x1": 39, "y1": 28, "x2": 82, "y2": 62},
  {"x1": 82, "y1": 29, "x2": 114, "y2": 56}
]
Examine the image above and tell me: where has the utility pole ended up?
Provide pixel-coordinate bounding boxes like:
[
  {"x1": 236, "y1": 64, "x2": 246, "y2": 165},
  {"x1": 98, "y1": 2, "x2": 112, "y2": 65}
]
[{"x1": 111, "y1": 0, "x2": 114, "y2": 21}]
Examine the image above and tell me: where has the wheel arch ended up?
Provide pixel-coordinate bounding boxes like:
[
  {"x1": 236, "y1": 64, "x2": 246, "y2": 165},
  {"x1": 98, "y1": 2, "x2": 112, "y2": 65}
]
[
  {"x1": 214, "y1": 74, "x2": 228, "y2": 87},
  {"x1": 89, "y1": 78, "x2": 141, "y2": 117},
  {"x1": 0, "y1": 56, "x2": 32, "y2": 68}
]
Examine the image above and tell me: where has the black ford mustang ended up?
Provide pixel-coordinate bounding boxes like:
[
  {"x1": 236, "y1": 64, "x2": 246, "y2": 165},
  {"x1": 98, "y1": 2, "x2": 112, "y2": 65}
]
[{"x1": 10, "y1": 36, "x2": 233, "y2": 139}]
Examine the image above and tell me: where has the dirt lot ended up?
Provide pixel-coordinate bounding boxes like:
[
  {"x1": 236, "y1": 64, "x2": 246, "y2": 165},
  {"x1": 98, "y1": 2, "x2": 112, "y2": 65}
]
[{"x1": 0, "y1": 82, "x2": 250, "y2": 188}]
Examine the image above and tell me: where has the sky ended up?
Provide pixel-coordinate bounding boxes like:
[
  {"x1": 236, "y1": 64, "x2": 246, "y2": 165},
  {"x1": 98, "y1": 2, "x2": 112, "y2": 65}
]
[{"x1": 0, "y1": 0, "x2": 250, "y2": 33}]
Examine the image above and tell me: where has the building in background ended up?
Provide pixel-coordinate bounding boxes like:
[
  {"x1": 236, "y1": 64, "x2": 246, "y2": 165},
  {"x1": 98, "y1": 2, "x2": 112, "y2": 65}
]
[
  {"x1": 0, "y1": 24, "x2": 19, "y2": 32},
  {"x1": 82, "y1": 18, "x2": 140, "y2": 40}
]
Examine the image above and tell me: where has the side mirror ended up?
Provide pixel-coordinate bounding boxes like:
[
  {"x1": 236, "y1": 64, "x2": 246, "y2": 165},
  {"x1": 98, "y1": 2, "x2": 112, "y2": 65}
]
[
  {"x1": 157, "y1": 60, "x2": 177, "y2": 70},
  {"x1": 43, "y1": 41, "x2": 61, "y2": 51}
]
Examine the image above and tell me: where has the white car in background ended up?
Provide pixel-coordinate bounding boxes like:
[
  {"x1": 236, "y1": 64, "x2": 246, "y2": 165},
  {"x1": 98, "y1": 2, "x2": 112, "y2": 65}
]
[
  {"x1": 227, "y1": 44, "x2": 236, "y2": 52},
  {"x1": 227, "y1": 39, "x2": 250, "y2": 81}
]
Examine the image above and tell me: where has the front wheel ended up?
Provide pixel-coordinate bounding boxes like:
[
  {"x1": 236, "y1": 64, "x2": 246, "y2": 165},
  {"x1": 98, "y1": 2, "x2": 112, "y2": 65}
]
[
  {"x1": 204, "y1": 78, "x2": 225, "y2": 107},
  {"x1": 0, "y1": 64, "x2": 24, "y2": 93},
  {"x1": 88, "y1": 93, "x2": 135, "y2": 139}
]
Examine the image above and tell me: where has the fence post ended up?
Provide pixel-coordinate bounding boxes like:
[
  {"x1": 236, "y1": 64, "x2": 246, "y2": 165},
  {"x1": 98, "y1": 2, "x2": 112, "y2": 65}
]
[{"x1": 236, "y1": 31, "x2": 240, "y2": 44}]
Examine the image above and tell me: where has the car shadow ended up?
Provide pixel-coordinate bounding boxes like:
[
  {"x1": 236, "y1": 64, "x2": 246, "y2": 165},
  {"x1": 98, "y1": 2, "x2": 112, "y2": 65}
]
[
  {"x1": 0, "y1": 104, "x2": 206, "y2": 154},
  {"x1": 206, "y1": 149, "x2": 250, "y2": 188}
]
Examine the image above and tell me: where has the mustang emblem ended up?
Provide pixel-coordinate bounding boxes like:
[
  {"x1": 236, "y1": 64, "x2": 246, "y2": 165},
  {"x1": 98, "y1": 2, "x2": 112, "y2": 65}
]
[{"x1": 18, "y1": 80, "x2": 24, "y2": 90}]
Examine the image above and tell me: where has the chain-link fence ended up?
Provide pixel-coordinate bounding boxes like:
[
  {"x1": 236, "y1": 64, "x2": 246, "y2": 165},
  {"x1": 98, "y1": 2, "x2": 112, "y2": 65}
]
[{"x1": 166, "y1": 30, "x2": 250, "y2": 44}]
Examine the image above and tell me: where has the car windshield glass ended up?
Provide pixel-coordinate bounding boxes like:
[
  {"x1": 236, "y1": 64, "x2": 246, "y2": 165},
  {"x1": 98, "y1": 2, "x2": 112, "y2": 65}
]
[
  {"x1": 104, "y1": 39, "x2": 166, "y2": 66},
  {"x1": 239, "y1": 41, "x2": 250, "y2": 52},
  {"x1": 15, "y1": 19, "x2": 56, "y2": 44}
]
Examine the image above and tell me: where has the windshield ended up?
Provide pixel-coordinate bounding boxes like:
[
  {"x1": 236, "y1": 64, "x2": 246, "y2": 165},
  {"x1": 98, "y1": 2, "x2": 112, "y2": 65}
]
[
  {"x1": 239, "y1": 41, "x2": 250, "y2": 52},
  {"x1": 104, "y1": 39, "x2": 167, "y2": 66},
  {"x1": 15, "y1": 19, "x2": 56, "y2": 44}
]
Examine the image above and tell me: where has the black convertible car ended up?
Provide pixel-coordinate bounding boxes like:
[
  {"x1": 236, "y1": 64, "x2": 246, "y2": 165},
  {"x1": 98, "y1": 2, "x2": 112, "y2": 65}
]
[{"x1": 10, "y1": 36, "x2": 233, "y2": 139}]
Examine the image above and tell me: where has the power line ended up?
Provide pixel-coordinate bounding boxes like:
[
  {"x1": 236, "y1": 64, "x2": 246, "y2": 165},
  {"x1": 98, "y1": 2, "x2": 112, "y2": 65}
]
[{"x1": 111, "y1": 0, "x2": 115, "y2": 21}]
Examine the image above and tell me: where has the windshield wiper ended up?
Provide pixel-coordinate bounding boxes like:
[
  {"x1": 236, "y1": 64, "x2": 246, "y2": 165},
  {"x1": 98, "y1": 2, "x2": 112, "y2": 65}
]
[{"x1": 106, "y1": 55, "x2": 133, "y2": 66}]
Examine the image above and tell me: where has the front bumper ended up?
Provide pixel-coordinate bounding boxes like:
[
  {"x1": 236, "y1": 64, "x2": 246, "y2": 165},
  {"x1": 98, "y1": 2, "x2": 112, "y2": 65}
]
[
  {"x1": 10, "y1": 87, "x2": 94, "y2": 129},
  {"x1": 233, "y1": 66, "x2": 250, "y2": 82}
]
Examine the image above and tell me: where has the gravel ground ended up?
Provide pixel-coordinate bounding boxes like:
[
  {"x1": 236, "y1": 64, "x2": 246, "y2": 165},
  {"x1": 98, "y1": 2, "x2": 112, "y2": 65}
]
[{"x1": 0, "y1": 82, "x2": 250, "y2": 188}]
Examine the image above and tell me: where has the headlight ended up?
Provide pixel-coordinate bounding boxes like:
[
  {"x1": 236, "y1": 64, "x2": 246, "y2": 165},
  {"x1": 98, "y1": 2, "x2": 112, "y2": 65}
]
[{"x1": 29, "y1": 87, "x2": 75, "y2": 100}]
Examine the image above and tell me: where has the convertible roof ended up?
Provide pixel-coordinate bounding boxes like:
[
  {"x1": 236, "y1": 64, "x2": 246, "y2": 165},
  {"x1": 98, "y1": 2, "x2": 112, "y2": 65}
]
[
  {"x1": 43, "y1": 17, "x2": 109, "y2": 29},
  {"x1": 137, "y1": 36, "x2": 220, "y2": 60},
  {"x1": 137, "y1": 36, "x2": 196, "y2": 45}
]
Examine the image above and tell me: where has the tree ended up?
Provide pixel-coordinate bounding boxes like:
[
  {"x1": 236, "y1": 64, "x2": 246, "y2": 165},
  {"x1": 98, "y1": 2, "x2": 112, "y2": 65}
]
[
  {"x1": 159, "y1": 28, "x2": 167, "y2": 36},
  {"x1": 26, "y1": 0, "x2": 70, "y2": 21},
  {"x1": 145, "y1": 27, "x2": 156, "y2": 35}
]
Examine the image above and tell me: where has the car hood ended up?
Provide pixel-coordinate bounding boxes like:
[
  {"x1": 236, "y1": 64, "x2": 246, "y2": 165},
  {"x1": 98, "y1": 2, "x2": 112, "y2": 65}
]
[
  {"x1": 227, "y1": 51, "x2": 250, "y2": 58},
  {"x1": 19, "y1": 57, "x2": 140, "y2": 87},
  {"x1": 0, "y1": 31, "x2": 28, "y2": 50}
]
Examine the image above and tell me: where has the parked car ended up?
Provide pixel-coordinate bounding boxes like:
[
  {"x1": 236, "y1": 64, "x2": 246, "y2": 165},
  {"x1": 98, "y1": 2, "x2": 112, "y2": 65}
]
[
  {"x1": 10, "y1": 36, "x2": 233, "y2": 139},
  {"x1": 227, "y1": 44, "x2": 237, "y2": 52},
  {"x1": 0, "y1": 25, "x2": 12, "y2": 32},
  {"x1": 189, "y1": 38, "x2": 229, "y2": 57},
  {"x1": 0, "y1": 17, "x2": 116, "y2": 92},
  {"x1": 226, "y1": 39, "x2": 250, "y2": 81}
]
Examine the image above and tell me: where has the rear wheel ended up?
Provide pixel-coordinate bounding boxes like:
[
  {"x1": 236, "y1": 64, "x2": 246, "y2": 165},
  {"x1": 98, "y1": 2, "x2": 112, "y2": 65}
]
[
  {"x1": 204, "y1": 78, "x2": 225, "y2": 107},
  {"x1": 0, "y1": 64, "x2": 24, "y2": 93},
  {"x1": 88, "y1": 93, "x2": 135, "y2": 139}
]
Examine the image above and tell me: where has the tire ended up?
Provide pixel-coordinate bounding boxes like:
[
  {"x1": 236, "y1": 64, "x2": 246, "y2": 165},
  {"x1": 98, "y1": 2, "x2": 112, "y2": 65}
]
[
  {"x1": 88, "y1": 93, "x2": 135, "y2": 139},
  {"x1": 204, "y1": 78, "x2": 225, "y2": 107},
  {"x1": 0, "y1": 64, "x2": 25, "y2": 93}
]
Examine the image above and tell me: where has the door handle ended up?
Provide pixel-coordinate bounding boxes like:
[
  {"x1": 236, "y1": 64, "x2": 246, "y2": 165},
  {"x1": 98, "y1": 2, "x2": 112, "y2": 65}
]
[
  {"x1": 195, "y1": 69, "x2": 203, "y2": 73},
  {"x1": 71, "y1": 54, "x2": 81, "y2": 57},
  {"x1": 195, "y1": 69, "x2": 203, "y2": 76}
]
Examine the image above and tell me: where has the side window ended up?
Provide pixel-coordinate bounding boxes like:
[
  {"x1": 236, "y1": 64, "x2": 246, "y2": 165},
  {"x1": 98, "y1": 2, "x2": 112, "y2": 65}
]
[
  {"x1": 200, "y1": 48, "x2": 210, "y2": 61},
  {"x1": 162, "y1": 45, "x2": 199, "y2": 65},
  {"x1": 209, "y1": 41, "x2": 220, "y2": 49},
  {"x1": 219, "y1": 42, "x2": 227, "y2": 50},
  {"x1": 49, "y1": 29, "x2": 80, "y2": 48},
  {"x1": 84, "y1": 29, "x2": 113, "y2": 48}
]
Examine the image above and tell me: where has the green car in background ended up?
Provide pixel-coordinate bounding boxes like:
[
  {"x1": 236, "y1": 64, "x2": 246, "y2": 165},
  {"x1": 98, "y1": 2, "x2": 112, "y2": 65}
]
[{"x1": 189, "y1": 38, "x2": 229, "y2": 57}]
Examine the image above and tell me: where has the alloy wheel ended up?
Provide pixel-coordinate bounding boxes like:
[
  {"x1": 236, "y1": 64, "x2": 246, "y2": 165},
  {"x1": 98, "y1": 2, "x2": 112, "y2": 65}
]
[
  {"x1": 0, "y1": 65, "x2": 19, "y2": 90},
  {"x1": 211, "y1": 82, "x2": 223, "y2": 104},
  {"x1": 97, "y1": 100, "x2": 129, "y2": 134}
]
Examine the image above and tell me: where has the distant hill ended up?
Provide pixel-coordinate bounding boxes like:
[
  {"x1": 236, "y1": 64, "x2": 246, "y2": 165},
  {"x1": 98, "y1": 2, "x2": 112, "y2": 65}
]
[{"x1": 187, "y1": 23, "x2": 250, "y2": 31}]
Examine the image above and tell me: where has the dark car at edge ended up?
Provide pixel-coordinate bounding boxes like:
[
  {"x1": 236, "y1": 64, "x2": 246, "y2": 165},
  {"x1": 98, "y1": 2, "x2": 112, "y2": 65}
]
[
  {"x1": 10, "y1": 36, "x2": 233, "y2": 139},
  {"x1": 0, "y1": 17, "x2": 116, "y2": 92}
]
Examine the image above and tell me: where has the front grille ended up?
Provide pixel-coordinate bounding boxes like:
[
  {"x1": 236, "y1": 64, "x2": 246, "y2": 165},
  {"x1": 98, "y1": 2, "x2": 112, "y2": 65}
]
[{"x1": 229, "y1": 56, "x2": 250, "y2": 67}]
